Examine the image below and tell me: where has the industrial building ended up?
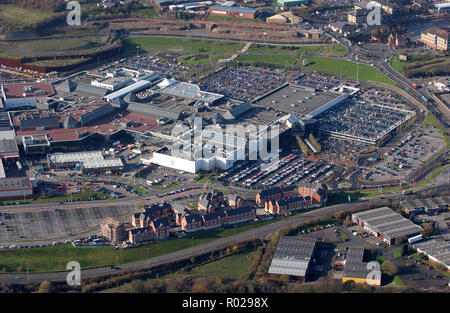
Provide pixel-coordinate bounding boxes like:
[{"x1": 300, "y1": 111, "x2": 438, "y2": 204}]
[
  {"x1": 342, "y1": 247, "x2": 381, "y2": 286},
  {"x1": 347, "y1": 9, "x2": 369, "y2": 24},
  {"x1": 277, "y1": 0, "x2": 310, "y2": 8},
  {"x1": 80, "y1": 104, "x2": 115, "y2": 126},
  {"x1": 266, "y1": 12, "x2": 301, "y2": 24},
  {"x1": 0, "y1": 83, "x2": 55, "y2": 110},
  {"x1": 419, "y1": 27, "x2": 449, "y2": 51},
  {"x1": 47, "y1": 151, "x2": 123, "y2": 174},
  {"x1": 157, "y1": 78, "x2": 224, "y2": 104},
  {"x1": 412, "y1": 239, "x2": 450, "y2": 272},
  {"x1": 150, "y1": 119, "x2": 282, "y2": 173},
  {"x1": 268, "y1": 236, "x2": 317, "y2": 282},
  {"x1": 401, "y1": 196, "x2": 450, "y2": 216},
  {"x1": 352, "y1": 207, "x2": 423, "y2": 245},
  {"x1": 208, "y1": 5, "x2": 258, "y2": 19},
  {"x1": 91, "y1": 76, "x2": 133, "y2": 91},
  {"x1": 0, "y1": 139, "x2": 19, "y2": 160},
  {"x1": 0, "y1": 177, "x2": 33, "y2": 199}
]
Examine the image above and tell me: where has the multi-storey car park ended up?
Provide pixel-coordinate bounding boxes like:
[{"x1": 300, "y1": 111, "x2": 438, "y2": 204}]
[{"x1": 351, "y1": 207, "x2": 423, "y2": 245}]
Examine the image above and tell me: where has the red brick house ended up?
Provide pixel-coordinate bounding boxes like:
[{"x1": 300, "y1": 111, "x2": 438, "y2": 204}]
[
  {"x1": 202, "y1": 211, "x2": 226, "y2": 230},
  {"x1": 129, "y1": 226, "x2": 154, "y2": 244},
  {"x1": 224, "y1": 207, "x2": 255, "y2": 224},
  {"x1": 181, "y1": 214, "x2": 203, "y2": 232},
  {"x1": 227, "y1": 194, "x2": 245, "y2": 208},
  {"x1": 151, "y1": 217, "x2": 170, "y2": 240}
]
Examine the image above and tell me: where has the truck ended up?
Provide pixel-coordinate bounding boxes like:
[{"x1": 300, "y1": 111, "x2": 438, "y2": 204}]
[{"x1": 408, "y1": 234, "x2": 423, "y2": 244}]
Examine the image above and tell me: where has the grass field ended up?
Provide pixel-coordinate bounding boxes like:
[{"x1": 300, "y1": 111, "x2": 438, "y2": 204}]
[
  {"x1": 131, "y1": 7, "x2": 158, "y2": 18},
  {"x1": 391, "y1": 54, "x2": 450, "y2": 77},
  {"x1": 100, "y1": 249, "x2": 256, "y2": 292},
  {"x1": 237, "y1": 53, "x2": 297, "y2": 65},
  {"x1": 319, "y1": 44, "x2": 348, "y2": 56},
  {"x1": 178, "y1": 54, "x2": 232, "y2": 65},
  {"x1": 15, "y1": 38, "x2": 104, "y2": 53},
  {"x1": 248, "y1": 43, "x2": 323, "y2": 54},
  {"x1": 188, "y1": 249, "x2": 255, "y2": 277},
  {"x1": 427, "y1": 164, "x2": 450, "y2": 180},
  {"x1": 0, "y1": 4, "x2": 57, "y2": 26},
  {"x1": 122, "y1": 37, "x2": 244, "y2": 54},
  {"x1": 297, "y1": 56, "x2": 396, "y2": 85},
  {"x1": 0, "y1": 220, "x2": 275, "y2": 273},
  {"x1": 391, "y1": 275, "x2": 405, "y2": 286},
  {"x1": 29, "y1": 58, "x2": 89, "y2": 67}
]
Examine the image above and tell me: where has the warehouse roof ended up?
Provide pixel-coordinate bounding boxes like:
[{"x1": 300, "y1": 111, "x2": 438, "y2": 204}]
[
  {"x1": 224, "y1": 102, "x2": 253, "y2": 120},
  {"x1": 401, "y1": 196, "x2": 450, "y2": 213},
  {"x1": 76, "y1": 83, "x2": 109, "y2": 97},
  {"x1": 159, "y1": 80, "x2": 224, "y2": 103},
  {"x1": 268, "y1": 237, "x2": 317, "y2": 277},
  {"x1": 127, "y1": 102, "x2": 181, "y2": 120},
  {"x1": 0, "y1": 112, "x2": 12, "y2": 131},
  {"x1": 352, "y1": 207, "x2": 422, "y2": 241},
  {"x1": 0, "y1": 139, "x2": 19, "y2": 156},
  {"x1": 1, "y1": 82, "x2": 54, "y2": 99},
  {"x1": 209, "y1": 5, "x2": 258, "y2": 14},
  {"x1": 413, "y1": 239, "x2": 450, "y2": 269},
  {"x1": 20, "y1": 116, "x2": 60, "y2": 129},
  {"x1": 0, "y1": 177, "x2": 32, "y2": 191},
  {"x1": 80, "y1": 103, "x2": 115, "y2": 126}
]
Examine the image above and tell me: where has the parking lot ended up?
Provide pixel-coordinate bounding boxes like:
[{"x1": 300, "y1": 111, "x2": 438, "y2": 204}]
[
  {"x1": 217, "y1": 150, "x2": 342, "y2": 189},
  {"x1": 367, "y1": 126, "x2": 447, "y2": 182},
  {"x1": 198, "y1": 66, "x2": 286, "y2": 102},
  {"x1": 0, "y1": 204, "x2": 134, "y2": 245}
]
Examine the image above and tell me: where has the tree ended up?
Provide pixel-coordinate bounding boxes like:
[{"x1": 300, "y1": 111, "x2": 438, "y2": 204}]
[
  {"x1": 344, "y1": 215, "x2": 352, "y2": 227},
  {"x1": 37, "y1": 281, "x2": 54, "y2": 293},
  {"x1": 381, "y1": 260, "x2": 398, "y2": 277},
  {"x1": 421, "y1": 222, "x2": 435, "y2": 236}
]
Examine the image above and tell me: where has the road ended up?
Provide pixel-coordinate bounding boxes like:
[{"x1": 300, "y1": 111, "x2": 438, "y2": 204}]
[{"x1": 1, "y1": 182, "x2": 448, "y2": 284}]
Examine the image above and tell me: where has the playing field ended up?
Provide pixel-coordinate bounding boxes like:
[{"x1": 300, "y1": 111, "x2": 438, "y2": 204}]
[
  {"x1": 248, "y1": 43, "x2": 323, "y2": 54},
  {"x1": 297, "y1": 56, "x2": 396, "y2": 85},
  {"x1": 319, "y1": 44, "x2": 349, "y2": 56},
  {"x1": 237, "y1": 54, "x2": 297, "y2": 65},
  {"x1": 122, "y1": 36, "x2": 245, "y2": 53},
  {"x1": 0, "y1": 4, "x2": 57, "y2": 26}
]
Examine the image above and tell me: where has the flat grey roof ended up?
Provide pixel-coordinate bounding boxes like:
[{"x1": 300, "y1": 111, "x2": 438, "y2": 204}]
[
  {"x1": 352, "y1": 207, "x2": 422, "y2": 241},
  {"x1": 413, "y1": 239, "x2": 450, "y2": 268},
  {"x1": 0, "y1": 139, "x2": 18, "y2": 154},
  {"x1": 401, "y1": 196, "x2": 450, "y2": 212},
  {"x1": 0, "y1": 177, "x2": 32, "y2": 190},
  {"x1": 273, "y1": 236, "x2": 317, "y2": 260},
  {"x1": 253, "y1": 84, "x2": 341, "y2": 116}
]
